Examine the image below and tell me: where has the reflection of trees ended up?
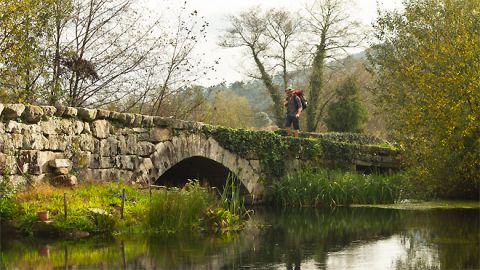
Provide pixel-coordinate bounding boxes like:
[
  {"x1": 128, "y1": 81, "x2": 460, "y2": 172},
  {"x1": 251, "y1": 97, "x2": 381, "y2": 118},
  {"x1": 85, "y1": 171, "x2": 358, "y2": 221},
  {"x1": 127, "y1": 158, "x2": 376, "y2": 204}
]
[
  {"x1": 0, "y1": 233, "x2": 236, "y2": 270},
  {"x1": 142, "y1": 233, "x2": 234, "y2": 269},
  {"x1": 228, "y1": 208, "x2": 479, "y2": 270},
  {"x1": 394, "y1": 209, "x2": 480, "y2": 270},
  {"x1": 230, "y1": 207, "x2": 403, "y2": 269}
]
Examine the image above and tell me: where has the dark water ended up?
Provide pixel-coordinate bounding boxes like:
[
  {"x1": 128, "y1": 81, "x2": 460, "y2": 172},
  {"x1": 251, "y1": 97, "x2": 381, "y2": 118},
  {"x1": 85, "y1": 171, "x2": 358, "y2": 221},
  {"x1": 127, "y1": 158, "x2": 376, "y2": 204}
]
[{"x1": 1, "y1": 207, "x2": 479, "y2": 269}]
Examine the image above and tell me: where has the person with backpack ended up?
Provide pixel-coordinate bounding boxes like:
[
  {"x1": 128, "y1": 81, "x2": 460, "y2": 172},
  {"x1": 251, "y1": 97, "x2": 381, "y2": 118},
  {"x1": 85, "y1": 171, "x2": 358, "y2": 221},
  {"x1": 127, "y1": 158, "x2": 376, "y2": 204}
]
[{"x1": 284, "y1": 88, "x2": 303, "y2": 137}]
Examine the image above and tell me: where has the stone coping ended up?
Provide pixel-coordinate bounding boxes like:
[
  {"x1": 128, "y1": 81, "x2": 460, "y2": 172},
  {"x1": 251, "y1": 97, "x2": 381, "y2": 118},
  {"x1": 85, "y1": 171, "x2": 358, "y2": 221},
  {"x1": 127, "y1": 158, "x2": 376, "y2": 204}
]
[{"x1": 0, "y1": 103, "x2": 202, "y2": 130}]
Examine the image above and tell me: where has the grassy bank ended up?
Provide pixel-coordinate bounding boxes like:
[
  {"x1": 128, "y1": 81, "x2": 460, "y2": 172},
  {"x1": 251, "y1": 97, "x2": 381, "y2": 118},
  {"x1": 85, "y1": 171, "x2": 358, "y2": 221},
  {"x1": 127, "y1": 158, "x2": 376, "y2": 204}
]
[
  {"x1": 269, "y1": 168, "x2": 407, "y2": 207},
  {"x1": 0, "y1": 180, "x2": 246, "y2": 237}
]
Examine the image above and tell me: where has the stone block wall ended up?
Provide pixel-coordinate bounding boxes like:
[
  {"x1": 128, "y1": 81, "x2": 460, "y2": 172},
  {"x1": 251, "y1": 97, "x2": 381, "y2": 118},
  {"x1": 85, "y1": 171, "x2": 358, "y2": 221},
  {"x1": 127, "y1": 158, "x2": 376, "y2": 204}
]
[{"x1": 0, "y1": 104, "x2": 177, "y2": 186}]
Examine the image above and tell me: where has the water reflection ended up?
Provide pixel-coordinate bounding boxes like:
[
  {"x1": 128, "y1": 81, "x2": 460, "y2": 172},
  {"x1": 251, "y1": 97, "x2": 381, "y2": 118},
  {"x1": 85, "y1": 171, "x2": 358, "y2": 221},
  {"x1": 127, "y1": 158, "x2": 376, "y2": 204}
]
[{"x1": 1, "y1": 208, "x2": 478, "y2": 269}]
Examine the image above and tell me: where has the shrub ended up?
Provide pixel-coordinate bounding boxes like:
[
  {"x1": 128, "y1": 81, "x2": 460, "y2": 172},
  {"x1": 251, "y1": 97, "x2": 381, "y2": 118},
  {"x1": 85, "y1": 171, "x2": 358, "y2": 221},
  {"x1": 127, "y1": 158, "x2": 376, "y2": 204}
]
[{"x1": 0, "y1": 171, "x2": 20, "y2": 221}]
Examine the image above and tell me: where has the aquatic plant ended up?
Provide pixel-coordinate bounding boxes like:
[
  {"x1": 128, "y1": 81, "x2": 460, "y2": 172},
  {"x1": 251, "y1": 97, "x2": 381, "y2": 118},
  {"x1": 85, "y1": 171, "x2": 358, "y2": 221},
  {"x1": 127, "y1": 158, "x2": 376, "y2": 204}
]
[
  {"x1": 147, "y1": 180, "x2": 217, "y2": 233},
  {"x1": 219, "y1": 173, "x2": 249, "y2": 218},
  {"x1": 270, "y1": 168, "x2": 407, "y2": 207}
]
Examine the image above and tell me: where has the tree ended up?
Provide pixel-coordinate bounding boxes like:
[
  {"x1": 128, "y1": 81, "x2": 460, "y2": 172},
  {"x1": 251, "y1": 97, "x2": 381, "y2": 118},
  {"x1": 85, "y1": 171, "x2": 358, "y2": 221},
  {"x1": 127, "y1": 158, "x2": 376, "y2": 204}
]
[
  {"x1": 1, "y1": 0, "x2": 214, "y2": 112},
  {"x1": 325, "y1": 77, "x2": 367, "y2": 133},
  {"x1": 0, "y1": 0, "x2": 57, "y2": 103},
  {"x1": 264, "y1": 9, "x2": 302, "y2": 91},
  {"x1": 48, "y1": 0, "x2": 73, "y2": 105},
  {"x1": 118, "y1": 1, "x2": 216, "y2": 116},
  {"x1": 146, "y1": 3, "x2": 215, "y2": 116},
  {"x1": 200, "y1": 89, "x2": 254, "y2": 128},
  {"x1": 303, "y1": 0, "x2": 364, "y2": 132},
  {"x1": 55, "y1": 0, "x2": 163, "y2": 107},
  {"x1": 229, "y1": 80, "x2": 274, "y2": 116},
  {"x1": 163, "y1": 83, "x2": 257, "y2": 128},
  {"x1": 219, "y1": 7, "x2": 301, "y2": 127},
  {"x1": 369, "y1": 0, "x2": 480, "y2": 198},
  {"x1": 156, "y1": 85, "x2": 208, "y2": 121}
]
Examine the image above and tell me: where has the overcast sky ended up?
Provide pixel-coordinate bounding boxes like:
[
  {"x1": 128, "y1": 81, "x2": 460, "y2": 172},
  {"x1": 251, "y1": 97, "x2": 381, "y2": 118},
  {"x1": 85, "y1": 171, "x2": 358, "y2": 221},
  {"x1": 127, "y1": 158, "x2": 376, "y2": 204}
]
[{"x1": 145, "y1": 0, "x2": 403, "y2": 86}]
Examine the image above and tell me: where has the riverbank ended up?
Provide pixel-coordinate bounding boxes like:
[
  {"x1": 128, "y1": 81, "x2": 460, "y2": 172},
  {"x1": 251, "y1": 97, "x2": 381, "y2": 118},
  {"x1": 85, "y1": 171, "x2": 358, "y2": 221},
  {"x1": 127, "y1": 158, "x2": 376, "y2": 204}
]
[
  {"x1": 2, "y1": 167, "x2": 477, "y2": 239},
  {"x1": 0, "y1": 180, "x2": 246, "y2": 238},
  {"x1": 268, "y1": 167, "x2": 480, "y2": 209}
]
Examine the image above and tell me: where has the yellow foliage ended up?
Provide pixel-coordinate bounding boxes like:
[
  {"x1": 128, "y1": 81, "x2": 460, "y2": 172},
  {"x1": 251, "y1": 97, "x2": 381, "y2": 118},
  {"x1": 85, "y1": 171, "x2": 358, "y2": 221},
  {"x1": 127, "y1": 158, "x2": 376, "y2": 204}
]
[
  {"x1": 370, "y1": 0, "x2": 480, "y2": 198},
  {"x1": 201, "y1": 90, "x2": 255, "y2": 129}
]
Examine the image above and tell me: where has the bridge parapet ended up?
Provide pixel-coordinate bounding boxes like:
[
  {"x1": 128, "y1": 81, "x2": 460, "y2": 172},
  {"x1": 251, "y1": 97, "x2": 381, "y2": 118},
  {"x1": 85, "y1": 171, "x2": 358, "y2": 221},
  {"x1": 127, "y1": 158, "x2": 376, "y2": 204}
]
[
  {"x1": 204, "y1": 127, "x2": 401, "y2": 177},
  {"x1": 0, "y1": 104, "x2": 202, "y2": 184}
]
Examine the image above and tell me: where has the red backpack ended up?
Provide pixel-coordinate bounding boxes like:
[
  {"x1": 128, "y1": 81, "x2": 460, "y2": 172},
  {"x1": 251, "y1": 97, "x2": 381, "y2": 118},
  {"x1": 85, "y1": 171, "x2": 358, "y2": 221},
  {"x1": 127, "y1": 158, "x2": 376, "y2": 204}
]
[{"x1": 292, "y1": 90, "x2": 308, "y2": 109}]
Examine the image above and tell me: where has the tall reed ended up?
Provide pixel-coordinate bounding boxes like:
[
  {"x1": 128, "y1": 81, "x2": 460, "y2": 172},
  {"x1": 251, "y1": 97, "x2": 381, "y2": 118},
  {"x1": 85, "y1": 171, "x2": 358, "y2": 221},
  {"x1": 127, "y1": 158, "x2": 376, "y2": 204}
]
[
  {"x1": 270, "y1": 168, "x2": 406, "y2": 207},
  {"x1": 220, "y1": 173, "x2": 248, "y2": 218},
  {"x1": 147, "y1": 180, "x2": 216, "y2": 233}
]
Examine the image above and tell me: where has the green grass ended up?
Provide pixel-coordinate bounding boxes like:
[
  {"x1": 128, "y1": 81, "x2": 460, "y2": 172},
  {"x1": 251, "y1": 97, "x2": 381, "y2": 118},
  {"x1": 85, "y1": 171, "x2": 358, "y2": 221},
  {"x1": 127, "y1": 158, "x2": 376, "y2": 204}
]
[
  {"x1": 147, "y1": 177, "x2": 248, "y2": 234},
  {"x1": 2, "y1": 180, "x2": 246, "y2": 236},
  {"x1": 10, "y1": 182, "x2": 148, "y2": 234},
  {"x1": 270, "y1": 168, "x2": 407, "y2": 207}
]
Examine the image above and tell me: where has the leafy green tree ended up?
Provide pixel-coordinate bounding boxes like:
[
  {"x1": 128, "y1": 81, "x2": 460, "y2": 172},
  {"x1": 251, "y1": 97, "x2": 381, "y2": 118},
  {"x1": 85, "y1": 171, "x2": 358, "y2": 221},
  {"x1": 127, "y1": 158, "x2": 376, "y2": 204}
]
[
  {"x1": 369, "y1": 0, "x2": 480, "y2": 198},
  {"x1": 0, "y1": 0, "x2": 57, "y2": 103},
  {"x1": 325, "y1": 77, "x2": 367, "y2": 133}
]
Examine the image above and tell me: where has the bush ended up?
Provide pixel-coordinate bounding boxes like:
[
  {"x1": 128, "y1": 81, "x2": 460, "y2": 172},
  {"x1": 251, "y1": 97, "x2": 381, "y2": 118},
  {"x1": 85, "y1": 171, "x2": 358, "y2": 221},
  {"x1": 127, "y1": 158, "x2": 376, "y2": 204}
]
[
  {"x1": 5, "y1": 180, "x2": 249, "y2": 236},
  {"x1": 0, "y1": 172, "x2": 20, "y2": 221},
  {"x1": 0, "y1": 197, "x2": 19, "y2": 221},
  {"x1": 13, "y1": 182, "x2": 141, "y2": 235}
]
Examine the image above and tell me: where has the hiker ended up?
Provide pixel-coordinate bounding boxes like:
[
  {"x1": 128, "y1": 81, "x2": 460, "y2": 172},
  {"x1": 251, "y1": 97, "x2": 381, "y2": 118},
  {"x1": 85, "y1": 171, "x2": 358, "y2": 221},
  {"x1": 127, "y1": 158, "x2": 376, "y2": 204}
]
[{"x1": 284, "y1": 88, "x2": 303, "y2": 137}]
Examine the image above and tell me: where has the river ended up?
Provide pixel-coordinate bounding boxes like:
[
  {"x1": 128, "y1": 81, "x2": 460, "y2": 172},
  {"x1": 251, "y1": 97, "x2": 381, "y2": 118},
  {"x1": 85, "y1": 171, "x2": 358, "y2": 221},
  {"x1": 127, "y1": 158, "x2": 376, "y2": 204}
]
[{"x1": 1, "y1": 207, "x2": 478, "y2": 269}]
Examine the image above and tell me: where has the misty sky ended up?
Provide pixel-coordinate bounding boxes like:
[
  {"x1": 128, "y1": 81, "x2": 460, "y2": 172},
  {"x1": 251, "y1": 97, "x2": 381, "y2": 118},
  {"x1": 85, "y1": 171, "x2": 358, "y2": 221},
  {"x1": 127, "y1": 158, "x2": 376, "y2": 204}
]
[{"x1": 145, "y1": 0, "x2": 403, "y2": 85}]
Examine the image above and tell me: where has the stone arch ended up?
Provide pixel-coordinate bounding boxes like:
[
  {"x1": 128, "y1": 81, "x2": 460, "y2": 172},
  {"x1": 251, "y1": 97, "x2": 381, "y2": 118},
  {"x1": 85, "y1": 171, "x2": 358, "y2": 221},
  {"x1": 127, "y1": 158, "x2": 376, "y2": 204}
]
[{"x1": 134, "y1": 133, "x2": 263, "y2": 197}]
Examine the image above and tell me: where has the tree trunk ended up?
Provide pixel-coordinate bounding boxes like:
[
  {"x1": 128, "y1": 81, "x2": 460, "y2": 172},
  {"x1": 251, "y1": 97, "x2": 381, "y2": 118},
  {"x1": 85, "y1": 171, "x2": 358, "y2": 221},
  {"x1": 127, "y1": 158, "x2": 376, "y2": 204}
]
[
  {"x1": 50, "y1": 3, "x2": 62, "y2": 106},
  {"x1": 252, "y1": 48, "x2": 284, "y2": 127},
  {"x1": 308, "y1": 45, "x2": 326, "y2": 132},
  {"x1": 282, "y1": 47, "x2": 288, "y2": 91}
]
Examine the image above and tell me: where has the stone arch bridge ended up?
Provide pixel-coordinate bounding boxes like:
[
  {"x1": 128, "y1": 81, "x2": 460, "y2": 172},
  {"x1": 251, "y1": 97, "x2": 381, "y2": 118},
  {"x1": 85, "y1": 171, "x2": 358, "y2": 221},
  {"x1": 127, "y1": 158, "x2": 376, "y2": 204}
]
[{"x1": 0, "y1": 104, "x2": 400, "y2": 201}]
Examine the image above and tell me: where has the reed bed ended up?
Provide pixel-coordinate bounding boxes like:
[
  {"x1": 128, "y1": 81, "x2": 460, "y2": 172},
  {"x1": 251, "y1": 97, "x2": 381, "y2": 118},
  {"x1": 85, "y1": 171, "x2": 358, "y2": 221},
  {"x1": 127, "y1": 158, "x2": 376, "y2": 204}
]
[
  {"x1": 270, "y1": 168, "x2": 407, "y2": 207},
  {"x1": 147, "y1": 181, "x2": 217, "y2": 233}
]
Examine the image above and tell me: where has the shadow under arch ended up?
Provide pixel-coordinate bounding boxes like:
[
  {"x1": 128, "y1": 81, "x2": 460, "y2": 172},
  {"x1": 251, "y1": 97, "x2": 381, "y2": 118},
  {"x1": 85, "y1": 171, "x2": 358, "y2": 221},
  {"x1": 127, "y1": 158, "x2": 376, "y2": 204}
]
[{"x1": 154, "y1": 156, "x2": 249, "y2": 195}]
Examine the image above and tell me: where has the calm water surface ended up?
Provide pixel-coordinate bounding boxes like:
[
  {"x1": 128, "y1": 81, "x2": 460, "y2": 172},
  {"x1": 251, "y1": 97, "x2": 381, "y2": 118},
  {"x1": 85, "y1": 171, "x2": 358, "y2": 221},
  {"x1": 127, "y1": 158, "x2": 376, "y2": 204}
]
[{"x1": 1, "y1": 207, "x2": 478, "y2": 269}]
